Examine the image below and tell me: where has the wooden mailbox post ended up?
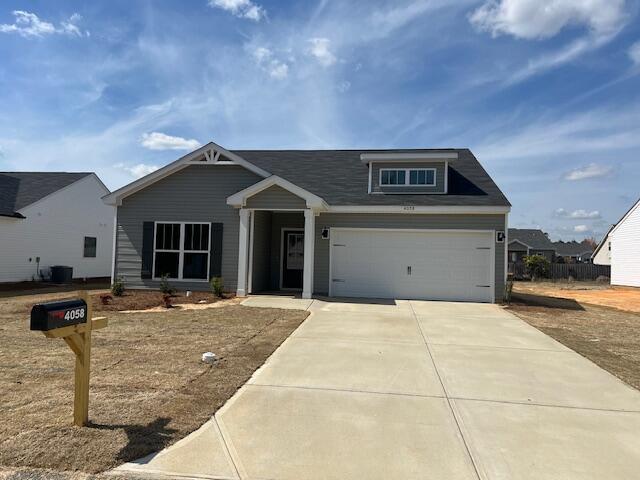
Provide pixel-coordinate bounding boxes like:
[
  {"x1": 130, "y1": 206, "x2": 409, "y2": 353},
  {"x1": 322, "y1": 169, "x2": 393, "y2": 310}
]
[{"x1": 30, "y1": 291, "x2": 108, "y2": 426}]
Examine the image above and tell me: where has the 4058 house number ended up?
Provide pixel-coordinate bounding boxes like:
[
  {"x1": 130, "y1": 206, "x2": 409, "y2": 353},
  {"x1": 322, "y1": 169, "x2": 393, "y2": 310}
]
[
  {"x1": 63, "y1": 308, "x2": 86, "y2": 322},
  {"x1": 47, "y1": 305, "x2": 86, "y2": 326}
]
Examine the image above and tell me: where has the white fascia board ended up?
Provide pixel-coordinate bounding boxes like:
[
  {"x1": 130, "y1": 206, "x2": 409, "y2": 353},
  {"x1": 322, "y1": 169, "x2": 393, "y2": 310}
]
[
  {"x1": 227, "y1": 175, "x2": 329, "y2": 210},
  {"x1": 609, "y1": 198, "x2": 640, "y2": 236},
  {"x1": 102, "y1": 142, "x2": 271, "y2": 206},
  {"x1": 592, "y1": 227, "x2": 613, "y2": 257},
  {"x1": 360, "y1": 152, "x2": 458, "y2": 164},
  {"x1": 325, "y1": 205, "x2": 510, "y2": 214},
  {"x1": 508, "y1": 239, "x2": 533, "y2": 250}
]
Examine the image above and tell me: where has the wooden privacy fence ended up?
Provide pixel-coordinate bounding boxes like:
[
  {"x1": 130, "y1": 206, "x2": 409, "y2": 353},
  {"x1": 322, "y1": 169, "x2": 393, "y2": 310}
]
[{"x1": 508, "y1": 262, "x2": 611, "y2": 281}]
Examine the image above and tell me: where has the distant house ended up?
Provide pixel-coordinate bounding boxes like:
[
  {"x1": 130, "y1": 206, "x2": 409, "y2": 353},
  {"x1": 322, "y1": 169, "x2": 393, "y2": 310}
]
[
  {"x1": 592, "y1": 225, "x2": 614, "y2": 266},
  {"x1": 553, "y1": 241, "x2": 593, "y2": 264},
  {"x1": 599, "y1": 198, "x2": 640, "y2": 287},
  {"x1": 508, "y1": 229, "x2": 556, "y2": 262},
  {"x1": 0, "y1": 172, "x2": 114, "y2": 283}
]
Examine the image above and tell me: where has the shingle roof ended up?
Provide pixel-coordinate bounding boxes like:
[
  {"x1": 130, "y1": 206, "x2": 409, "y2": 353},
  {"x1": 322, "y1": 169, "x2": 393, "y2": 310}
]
[
  {"x1": 0, "y1": 172, "x2": 92, "y2": 218},
  {"x1": 553, "y1": 241, "x2": 593, "y2": 257},
  {"x1": 508, "y1": 229, "x2": 555, "y2": 250},
  {"x1": 233, "y1": 149, "x2": 510, "y2": 207}
]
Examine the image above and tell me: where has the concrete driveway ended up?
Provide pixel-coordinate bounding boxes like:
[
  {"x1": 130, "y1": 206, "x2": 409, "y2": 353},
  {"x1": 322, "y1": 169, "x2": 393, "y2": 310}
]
[{"x1": 115, "y1": 297, "x2": 640, "y2": 480}]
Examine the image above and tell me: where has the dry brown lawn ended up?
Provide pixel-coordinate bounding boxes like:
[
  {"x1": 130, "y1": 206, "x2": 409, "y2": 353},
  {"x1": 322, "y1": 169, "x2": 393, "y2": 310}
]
[
  {"x1": 0, "y1": 290, "x2": 308, "y2": 476},
  {"x1": 507, "y1": 285, "x2": 640, "y2": 391},
  {"x1": 513, "y1": 280, "x2": 640, "y2": 313}
]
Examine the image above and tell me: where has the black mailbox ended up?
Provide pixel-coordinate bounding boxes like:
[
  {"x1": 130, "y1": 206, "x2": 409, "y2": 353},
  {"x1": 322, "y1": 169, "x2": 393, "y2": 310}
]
[{"x1": 30, "y1": 299, "x2": 88, "y2": 331}]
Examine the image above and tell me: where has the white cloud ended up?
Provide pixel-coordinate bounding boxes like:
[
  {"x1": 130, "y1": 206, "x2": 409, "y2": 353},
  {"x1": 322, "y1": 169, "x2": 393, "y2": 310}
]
[
  {"x1": 0, "y1": 10, "x2": 88, "y2": 38},
  {"x1": 140, "y1": 132, "x2": 201, "y2": 151},
  {"x1": 308, "y1": 38, "x2": 337, "y2": 67},
  {"x1": 574, "y1": 225, "x2": 589, "y2": 233},
  {"x1": 475, "y1": 105, "x2": 640, "y2": 163},
  {"x1": 208, "y1": 0, "x2": 265, "y2": 21},
  {"x1": 116, "y1": 163, "x2": 160, "y2": 179},
  {"x1": 469, "y1": 0, "x2": 627, "y2": 83},
  {"x1": 564, "y1": 163, "x2": 613, "y2": 181},
  {"x1": 506, "y1": 34, "x2": 613, "y2": 84},
  {"x1": 337, "y1": 80, "x2": 351, "y2": 93},
  {"x1": 249, "y1": 46, "x2": 289, "y2": 79},
  {"x1": 629, "y1": 41, "x2": 640, "y2": 65},
  {"x1": 368, "y1": 0, "x2": 460, "y2": 40},
  {"x1": 554, "y1": 208, "x2": 601, "y2": 219},
  {"x1": 469, "y1": 0, "x2": 626, "y2": 40}
]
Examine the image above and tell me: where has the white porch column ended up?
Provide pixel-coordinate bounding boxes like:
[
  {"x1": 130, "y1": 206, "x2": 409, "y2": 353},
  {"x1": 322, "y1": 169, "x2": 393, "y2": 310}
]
[
  {"x1": 302, "y1": 209, "x2": 316, "y2": 299},
  {"x1": 236, "y1": 209, "x2": 250, "y2": 297}
]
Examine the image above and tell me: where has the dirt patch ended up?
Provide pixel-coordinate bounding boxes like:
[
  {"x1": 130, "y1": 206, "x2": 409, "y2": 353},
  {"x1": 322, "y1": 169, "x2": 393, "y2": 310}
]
[
  {"x1": 94, "y1": 290, "x2": 232, "y2": 312},
  {"x1": 0, "y1": 289, "x2": 232, "y2": 317},
  {"x1": 513, "y1": 281, "x2": 640, "y2": 313},
  {"x1": 507, "y1": 292, "x2": 640, "y2": 391},
  {"x1": 0, "y1": 293, "x2": 308, "y2": 475}
]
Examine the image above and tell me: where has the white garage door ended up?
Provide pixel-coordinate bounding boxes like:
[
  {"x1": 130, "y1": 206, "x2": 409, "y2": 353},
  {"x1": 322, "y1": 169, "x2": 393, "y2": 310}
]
[{"x1": 330, "y1": 229, "x2": 494, "y2": 302}]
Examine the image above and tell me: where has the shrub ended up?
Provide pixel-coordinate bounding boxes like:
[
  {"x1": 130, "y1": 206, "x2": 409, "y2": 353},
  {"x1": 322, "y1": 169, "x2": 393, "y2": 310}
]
[
  {"x1": 524, "y1": 255, "x2": 550, "y2": 281},
  {"x1": 111, "y1": 277, "x2": 125, "y2": 296},
  {"x1": 159, "y1": 274, "x2": 175, "y2": 295},
  {"x1": 503, "y1": 274, "x2": 514, "y2": 305},
  {"x1": 210, "y1": 277, "x2": 224, "y2": 298},
  {"x1": 162, "y1": 294, "x2": 173, "y2": 308},
  {"x1": 100, "y1": 294, "x2": 113, "y2": 305}
]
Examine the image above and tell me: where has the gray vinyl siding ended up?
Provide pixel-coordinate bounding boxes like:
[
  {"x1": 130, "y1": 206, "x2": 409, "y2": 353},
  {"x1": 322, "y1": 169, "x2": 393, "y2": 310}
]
[
  {"x1": 371, "y1": 162, "x2": 446, "y2": 194},
  {"x1": 312, "y1": 213, "x2": 507, "y2": 302},
  {"x1": 114, "y1": 165, "x2": 262, "y2": 291},
  {"x1": 245, "y1": 185, "x2": 307, "y2": 209},
  {"x1": 251, "y1": 211, "x2": 272, "y2": 292}
]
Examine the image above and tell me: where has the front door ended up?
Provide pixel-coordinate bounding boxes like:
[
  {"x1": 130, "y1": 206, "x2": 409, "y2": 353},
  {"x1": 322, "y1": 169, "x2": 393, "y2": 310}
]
[{"x1": 281, "y1": 230, "x2": 304, "y2": 289}]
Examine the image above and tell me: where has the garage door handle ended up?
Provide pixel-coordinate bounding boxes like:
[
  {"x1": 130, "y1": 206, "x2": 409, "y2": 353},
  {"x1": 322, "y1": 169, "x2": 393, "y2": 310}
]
[
  {"x1": 476, "y1": 285, "x2": 491, "y2": 288},
  {"x1": 333, "y1": 244, "x2": 346, "y2": 247},
  {"x1": 476, "y1": 247, "x2": 490, "y2": 250},
  {"x1": 332, "y1": 279, "x2": 345, "y2": 283},
  {"x1": 407, "y1": 266, "x2": 412, "y2": 275}
]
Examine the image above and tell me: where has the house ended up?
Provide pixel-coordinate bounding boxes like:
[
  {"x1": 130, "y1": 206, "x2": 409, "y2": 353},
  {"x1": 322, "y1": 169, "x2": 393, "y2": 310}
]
[
  {"x1": 592, "y1": 225, "x2": 614, "y2": 266},
  {"x1": 553, "y1": 240, "x2": 593, "y2": 263},
  {"x1": 598, "y1": 198, "x2": 640, "y2": 287},
  {"x1": 507, "y1": 229, "x2": 556, "y2": 262},
  {"x1": 103, "y1": 143, "x2": 511, "y2": 303},
  {"x1": 0, "y1": 172, "x2": 114, "y2": 283}
]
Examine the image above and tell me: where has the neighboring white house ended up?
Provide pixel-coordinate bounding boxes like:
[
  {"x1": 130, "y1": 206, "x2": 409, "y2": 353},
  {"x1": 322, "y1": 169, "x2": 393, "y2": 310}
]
[
  {"x1": 0, "y1": 172, "x2": 114, "y2": 283},
  {"x1": 599, "y1": 198, "x2": 640, "y2": 287},
  {"x1": 592, "y1": 225, "x2": 613, "y2": 266}
]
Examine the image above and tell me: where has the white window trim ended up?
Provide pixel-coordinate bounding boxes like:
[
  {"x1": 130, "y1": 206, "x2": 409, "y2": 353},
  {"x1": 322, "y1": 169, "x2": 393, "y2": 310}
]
[
  {"x1": 152, "y1": 221, "x2": 212, "y2": 282},
  {"x1": 379, "y1": 168, "x2": 437, "y2": 187}
]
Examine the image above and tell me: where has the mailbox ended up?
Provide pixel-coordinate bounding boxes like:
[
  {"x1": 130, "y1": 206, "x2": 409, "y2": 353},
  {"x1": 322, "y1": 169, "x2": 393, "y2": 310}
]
[{"x1": 30, "y1": 299, "x2": 88, "y2": 331}]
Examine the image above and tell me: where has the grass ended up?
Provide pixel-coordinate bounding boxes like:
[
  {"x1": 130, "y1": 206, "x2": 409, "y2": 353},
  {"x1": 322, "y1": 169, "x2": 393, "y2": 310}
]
[
  {"x1": 507, "y1": 283, "x2": 640, "y2": 391},
  {"x1": 0, "y1": 290, "x2": 308, "y2": 475}
]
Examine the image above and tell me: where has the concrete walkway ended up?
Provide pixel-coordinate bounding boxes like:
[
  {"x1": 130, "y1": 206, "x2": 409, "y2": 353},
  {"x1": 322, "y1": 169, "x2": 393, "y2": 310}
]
[{"x1": 114, "y1": 297, "x2": 640, "y2": 480}]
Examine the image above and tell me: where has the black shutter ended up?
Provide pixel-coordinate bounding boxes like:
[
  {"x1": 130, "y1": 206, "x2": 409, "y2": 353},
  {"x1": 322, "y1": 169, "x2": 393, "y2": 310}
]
[
  {"x1": 210, "y1": 223, "x2": 223, "y2": 278},
  {"x1": 141, "y1": 222, "x2": 154, "y2": 279}
]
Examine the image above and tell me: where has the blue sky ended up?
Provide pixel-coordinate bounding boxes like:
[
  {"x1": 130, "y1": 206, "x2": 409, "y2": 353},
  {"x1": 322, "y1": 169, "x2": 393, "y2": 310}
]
[{"x1": 1, "y1": 0, "x2": 639, "y2": 241}]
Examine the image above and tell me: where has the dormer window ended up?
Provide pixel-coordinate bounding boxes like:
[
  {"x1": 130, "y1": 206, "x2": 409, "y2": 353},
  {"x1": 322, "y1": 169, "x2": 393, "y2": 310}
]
[{"x1": 380, "y1": 168, "x2": 436, "y2": 187}]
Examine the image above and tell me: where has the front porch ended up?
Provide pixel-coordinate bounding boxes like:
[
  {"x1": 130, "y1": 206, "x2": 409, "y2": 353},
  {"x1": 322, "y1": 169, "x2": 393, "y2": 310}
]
[{"x1": 236, "y1": 208, "x2": 316, "y2": 299}]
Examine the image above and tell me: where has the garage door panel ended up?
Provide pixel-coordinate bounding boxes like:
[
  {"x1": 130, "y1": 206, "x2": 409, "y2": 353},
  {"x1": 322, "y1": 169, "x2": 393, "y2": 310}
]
[{"x1": 331, "y1": 229, "x2": 493, "y2": 302}]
